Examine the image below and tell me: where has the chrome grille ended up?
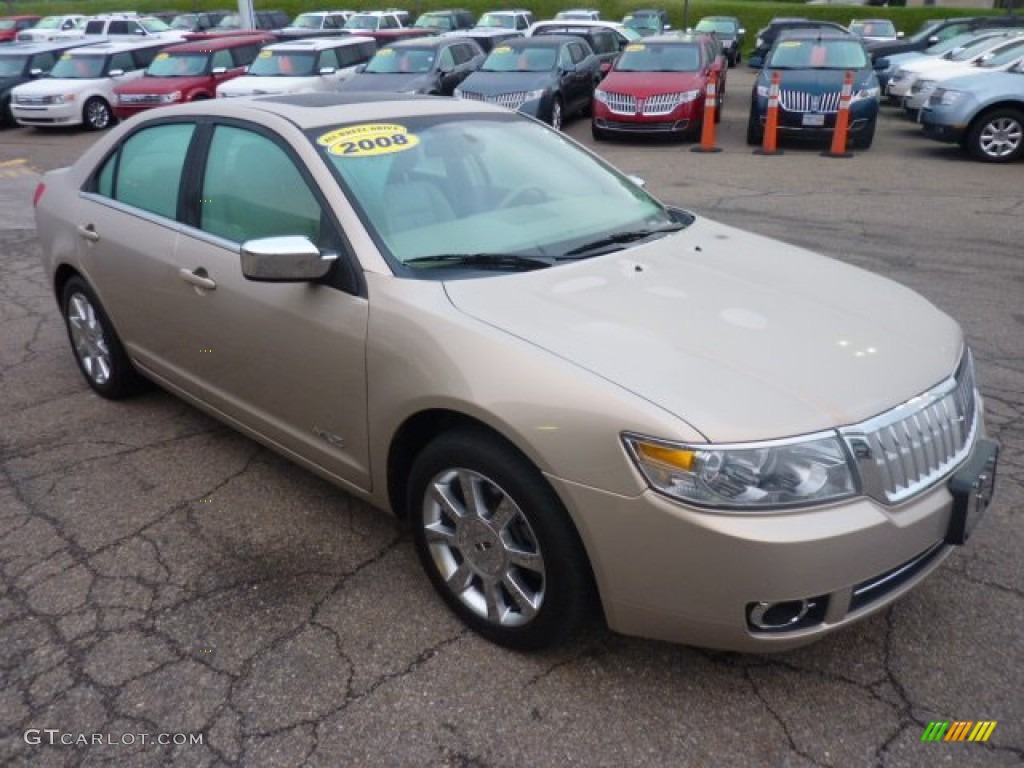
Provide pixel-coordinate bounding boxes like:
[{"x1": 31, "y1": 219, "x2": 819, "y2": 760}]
[
  {"x1": 601, "y1": 90, "x2": 636, "y2": 114},
  {"x1": 118, "y1": 94, "x2": 163, "y2": 104},
  {"x1": 841, "y1": 351, "x2": 978, "y2": 505},
  {"x1": 13, "y1": 94, "x2": 54, "y2": 105},
  {"x1": 458, "y1": 90, "x2": 529, "y2": 110},
  {"x1": 779, "y1": 90, "x2": 841, "y2": 113},
  {"x1": 601, "y1": 91, "x2": 690, "y2": 116},
  {"x1": 643, "y1": 92, "x2": 685, "y2": 116}
]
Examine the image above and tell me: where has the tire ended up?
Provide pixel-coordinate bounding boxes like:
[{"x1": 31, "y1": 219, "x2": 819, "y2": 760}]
[
  {"x1": 746, "y1": 107, "x2": 763, "y2": 146},
  {"x1": 549, "y1": 96, "x2": 564, "y2": 131},
  {"x1": 965, "y1": 108, "x2": 1024, "y2": 163},
  {"x1": 408, "y1": 429, "x2": 595, "y2": 650},
  {"x1": 83, "y1": 97, "x2": 113, "y2": 131},
  {"x1": 61, "y1": 276, "x2": 144, "y2": 399},
  {"x1": 851, "y1": 118, "x2": 876, "y2": 150}
]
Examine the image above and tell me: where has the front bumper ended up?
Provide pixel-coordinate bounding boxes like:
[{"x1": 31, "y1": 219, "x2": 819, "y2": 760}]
[
  {"x1": 920, "y1": 108, "x2": 968, "y2": 144},
  {"x1": 11, "y1": 101, "x2": 81, "y2": 127},
  {"x1": 548, "y1": 435, "x2": 993, "y2": 652},
  {"x1": 592, "y1": 101, "x2": 701, "y2": 136}
]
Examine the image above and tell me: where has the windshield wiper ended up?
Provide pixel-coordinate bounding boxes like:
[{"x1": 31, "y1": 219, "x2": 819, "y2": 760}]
[
  {"x1": 559, "y1": 224, "x2": 686, "y2": 259},
  {"x1": 403, "y1": 253, "x2": 555, "y2": 270}
]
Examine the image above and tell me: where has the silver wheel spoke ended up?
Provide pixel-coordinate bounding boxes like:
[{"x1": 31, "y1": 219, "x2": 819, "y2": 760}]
[
  {"x1": 446, "y1": 561, "x2": 475, "y2": 594},
  {"x1": 456, "y1": 469, "x2": 487, "y2": 519},
  {"x1": 483, "y1": 578, "x2": 506, "y2": 622},
  {"x1": 431, "y1": 479, "x2": 467, "y2": 521},
  {"x1": 505, "y1": 544, "x2": 542, "y2": 573},
  {"x1": 424, "y1": 520, "x2": 455, "y2": 545},
  {"x1": 490, "y1": 497, "x2": 517, "y2": 531},
  {"x1": 502, "y1": 573, "x2": 540, "y2": 620}
]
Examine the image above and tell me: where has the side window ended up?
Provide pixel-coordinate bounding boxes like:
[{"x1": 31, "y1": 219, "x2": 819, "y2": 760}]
[
  {"x1": 438, "y1": 46, "x2": 455, "y2": 70},
  {"x1": 200, "y1": 125, "x2": 322, "y2": 244},
  {"x1": 109, "y1": 21, "x2": 130, "y2": 35},
  {"x1": 85, "y1": 20, "x2": 104, "y2": 34},
  {"x1": 132, "y1": 47, "x2": 161, "y2": 68},
  {"x1": 211, "y1": 49, "x2": 233, "y2": 70},
  {"x1": 318, "y1": 48, "x2": 339, "y2": 70},
  {"x1": 109, "y1": 52, "x2": 135, "y2": 73},
  {"x1": 30, "y1": 52, "x2": 57, "y2": 72},
  {"x1": 558, "y1": 45, "x2": 574, "y2": 70},
  {"x1": 232, "y1": 44, "x2": 259, "y2": 66},
  {"x1": 383, "y1": 16, "x2": 398, "y2": 30},
  {"x1": 324, "y1": 15, "x2": 339, "y2": 29},
  {"x1": 570, "y1": 43, "x2": 587, "y2": 64},
  {"x1": 98, "y1": 122, "x2": 196, "y2": 219}
]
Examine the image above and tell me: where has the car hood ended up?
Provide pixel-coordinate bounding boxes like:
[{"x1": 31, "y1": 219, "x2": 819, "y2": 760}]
[
  {"x1": 602, "y1": 70, "x2": 703, "y2": 94},
  {"x1": 1, "y1": 74, "x2": 31, "y2": 91},
  {"x1": 442, "y1": 216, "x2": 962, "y2": 442},
  {"x1": 14, "y1": 77, "x2": 105, "y2": 95},
  {"x1": 930, "y1": 68, "x2": 1024, "y2": 95},
  {"x1": 217, "y1": 75, "x2": 314, "y2": 95},
  {"x1": 460, "y1": 70, "x2": 554, "y2": 94},
  {"x1": 116, "y1": 74, "x2": 213, "y2": 94},
  {"x1": 339, "y1": 72, "x2": 433, "y2": 92}
]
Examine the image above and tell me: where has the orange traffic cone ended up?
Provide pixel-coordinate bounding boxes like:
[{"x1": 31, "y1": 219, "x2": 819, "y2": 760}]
[
  {"x1": 823, "y1": 70, "x2": 854, "y2": 158},
  {"x1": 691, "y1": 69, "x2": 722, "y2": 154},
  {"x1": 754, "y1": 71, "x2": 783, "y2": 156}
]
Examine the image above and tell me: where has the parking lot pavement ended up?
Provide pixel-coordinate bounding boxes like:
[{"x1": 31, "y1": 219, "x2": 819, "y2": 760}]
[{"x1": 1, "y1": 74, "x2": 1023, "y2": 767}]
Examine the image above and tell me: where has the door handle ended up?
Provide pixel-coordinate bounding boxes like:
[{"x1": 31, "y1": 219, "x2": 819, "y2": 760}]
[
  {"x1": 178, "y1": 268, "x2": 217, "y2": 291},
  {"x1": 76, "y1": 223, "x2": 100, "y2": 242}
]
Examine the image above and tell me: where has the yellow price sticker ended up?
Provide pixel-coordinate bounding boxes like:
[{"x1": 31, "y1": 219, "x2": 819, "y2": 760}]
[{"x1": 319, "y1": 123, "x2": 420, "y2": 158}]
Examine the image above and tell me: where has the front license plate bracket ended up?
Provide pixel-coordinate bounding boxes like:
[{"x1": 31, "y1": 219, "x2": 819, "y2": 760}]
[{"x1": 946, "y1": 439, "x2": 999, "y2": 545}]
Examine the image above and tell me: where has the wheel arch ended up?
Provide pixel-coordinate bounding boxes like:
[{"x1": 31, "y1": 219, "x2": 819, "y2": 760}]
[{"x1": 968, "y1": 99, "x2": 1024, "y2": 131}]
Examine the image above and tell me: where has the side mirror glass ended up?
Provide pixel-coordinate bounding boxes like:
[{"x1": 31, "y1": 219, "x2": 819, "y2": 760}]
[
  {"x1": 240, "y1": 236, "x2": 335, "y2": 282},
  {"x1": 211, "y1": 66, "x2": 227, "y2": 74}
]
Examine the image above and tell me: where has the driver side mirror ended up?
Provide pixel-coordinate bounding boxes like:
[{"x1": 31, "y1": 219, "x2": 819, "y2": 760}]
[
  {"x1": 240, "y1": 236, "x2": 336, "y2": 282},
  {"x1": 211, "y1": 66, "x2": 227, "y2": 75},
  {"x1": 29, "y1": 68, "x2": 44, "y2": 77},
  {"x1": 108, "y1": 69, "x2": 125, "y2": 77},
  {"x1": 319, "y1": 66, "x2": 337, "y2": 75}
]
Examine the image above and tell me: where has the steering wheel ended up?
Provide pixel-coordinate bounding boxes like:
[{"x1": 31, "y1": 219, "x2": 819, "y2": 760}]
[{"x1": 498, "y1": 185, "x2": 548, "y2": 209}]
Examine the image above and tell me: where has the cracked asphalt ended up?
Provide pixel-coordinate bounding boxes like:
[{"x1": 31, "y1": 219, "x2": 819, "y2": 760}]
[{"x1": 1, "y1": 69, "x2": 1022, "y2": 767}]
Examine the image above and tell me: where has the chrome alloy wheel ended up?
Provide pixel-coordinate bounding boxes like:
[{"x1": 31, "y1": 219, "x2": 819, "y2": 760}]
[
  {"x1": 67, "y1": 291, "x2": 112, "y2": 385},
  {"x1": 978, "y1": 115, "x2": 1022, "y2": 160},
  {"x1": 422, "y1": 468, "x2": 546, "y2": 627}
]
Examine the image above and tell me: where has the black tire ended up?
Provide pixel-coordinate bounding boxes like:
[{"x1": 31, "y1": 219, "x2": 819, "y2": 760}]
[
  {"x1": 965, "y1": 108, "x2": 1024, "y2": 163},
  {"x1": 549, "y1": 96, "x2": 564, "y2": 131},
  {"x1": 83, "y1": 97, "x2": 113, "y2": 131},
  {"x1": 61, "y1": 276, "x2": 144, "y2": 399},
  {"x1": 746, "y1": 107, "x2": 763, "y2": 146},
  {"x1": 408, "y1": 429, "x2": 595, "y2": 650},
  {"x1": 851, "y1": 118, "x2": 876, "y2": 150}
]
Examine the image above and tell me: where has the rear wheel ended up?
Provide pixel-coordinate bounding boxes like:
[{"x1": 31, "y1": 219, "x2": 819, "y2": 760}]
[
  {"x1": 746, "y1": 106, "x2": 763, "y2": 146},
  {"x1": 549, "y1": 96, "x2": 564, "y2": 131},
  {"x1": 966, "y1": 108, "x2": 1024, "y2": 163},
  {"x1": 61, "y1": 276, "x2": 145, "y2": 399},
  {"x1": 408, "y1": 429, "x2": 595, "y2": 650}
]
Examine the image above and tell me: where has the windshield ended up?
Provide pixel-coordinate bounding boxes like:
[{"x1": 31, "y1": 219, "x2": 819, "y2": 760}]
[
  {"x1": 950, "y1": 36, "x2": 1014, "y2": 61},
  {"x1": 415, "y1": 14, "x2": 454, "y2": 30},
  {"x1": 217, "y1": 14, "x2": 241, "y2": 28},
  {"x1": 291, "y1": 14, "x2": 324, "y2": 29},
  {"x1": 345, "y1": 15, "x2": 379, "y2": 30},
  {"x1": 34, "y1": 17, "x2": 64, "y2": 30},
  {"x1": 850, "y1": 21, "x2": 896, "y2": 37},
  {"x1": 482, "y1": 45, "x2": 556, "y2": 72},
  {"x1": 925, "y1": 31, "x2": 990, "y2": 55},
  {"x1": 248, "y1": 50, "x2": 316, "y2": 76},
  {"x1": 366, "y1": 47, "x2": 436, "y2": 74},
  {"x1": 146, "y1": 51, "x2": 209, "y2": 77},
  {"x1": 909, "y1": 20, "x2": 945, "y2": 44},
  {"x1": 0, "y1": 55, "x2": 29, "y2": 77},
  {"x1": 310, "y1": 115, "x2": 673, "y2": 271},
  {"x1": 478, "y1": 13, "x2": 514, "y2": 29},
  {"x1": 695, "y1": 20, "x2": 736, "y2": 36},
  {"x1": 768, "y1": 39, "x2": 868, "y2": 69},
  {"x1": 49, "y1": 54, "x2": 105, "y2": 79},
  {"x1": 616, "y1": 42, "x2": 700, "y2": 72},
  {"x1": 0, "y1": 20, "x2": 14, "y2": 31},
  {"x1": 170, "y1": 15, "x2": 197, "y2": 29},
  {"x1": 141, "y1": 18, "x2": 173, "y2": 33},
  {"x1": 977, "y1": 39, "x2": 1024, "y2": 68}
]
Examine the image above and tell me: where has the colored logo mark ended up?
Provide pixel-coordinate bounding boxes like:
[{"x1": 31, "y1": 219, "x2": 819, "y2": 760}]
[{"x1": 921, "y1": 721, "x2": 997, "y2": 742}]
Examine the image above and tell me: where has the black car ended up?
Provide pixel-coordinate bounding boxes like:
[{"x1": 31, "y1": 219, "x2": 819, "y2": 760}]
[
  {"x1": 866, "y1": 16, "x2": 1024, "y2": 62},
  {"x1": 1, "y1": 41, "x2": 101, "y2": 126},
  {"x1": 215, "y1": 10, "x2": 292, "y2": 32},
  {"x1": 168, "y1": 11, "x2": 229, "y2": 33},
  {"x1": 442, "y1": 27, "x2": 523, "y2": 54},
  {"x1": 748, "y1": 18, "x2": 851, "y2": 68},
  {"x1": 695, "y1": 15, "x2": 745, "y2": 66},
  {"x1": 529, "y1": 23, "x2": 629, "y2": 73},
  {"x1": 339, "y1": 37, "x2": 486, "y2": 96},
  {"x1": 455, "y1": 35, "x2": 602, "y2": 130},
  {"x1": 748, "y1": 32, "x2": 880, "y2": 149}
]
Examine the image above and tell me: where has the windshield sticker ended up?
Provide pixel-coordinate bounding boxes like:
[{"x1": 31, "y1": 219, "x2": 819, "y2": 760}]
[
  {"x1": 493, "y1": 46, "x2": 512, "y2": 54},
  {"x1": 61, "y1": 54, "x2": 72, "y2": 60},
  {"x1": 155, "y1": 52, "x2": 170, "y2": 60},
  {"x1": 625, "y1": 44, "x2": 645, "y2": 52},
  {"x1": 778, "y1": 41, "x2": 802, "y2": 48},
  {"x1": 258, "y1": 50, "x2": 273, "y2": 58},
  {"x1": 318, "y1": 123, "x2": 420, "y2": 158},
  {"x1": 377, "y1": 48, "x2": 395, "y2": 55}
]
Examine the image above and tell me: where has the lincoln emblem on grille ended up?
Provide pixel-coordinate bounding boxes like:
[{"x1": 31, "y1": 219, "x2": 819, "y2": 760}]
[
  {"x1": 810, "y1": 95, "x2": 821, "y2": 112},
  {"x1": 635, "y1": 98, "x2": 644, "y2": 115}
]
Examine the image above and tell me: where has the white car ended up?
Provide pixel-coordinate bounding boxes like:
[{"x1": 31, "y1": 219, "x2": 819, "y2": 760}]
[
  {"x1": 10, "y1": 39, "x2": 170, "y2": 130},
  {"x1": 526, "y1": 18, "x2": 641, "y2": 44},
  {"x1": 904, "y1": 36, "x2": 1024, "y2": 114},
  {"x1": 216, "y1": 37, "x2": 377, "y2": 98},
  {"x1": 887, "y1": 30, "x2": 1024, "y2": 100},
  {"x1": 15, "y1": 15, "x2": 86, "y2": 43}
]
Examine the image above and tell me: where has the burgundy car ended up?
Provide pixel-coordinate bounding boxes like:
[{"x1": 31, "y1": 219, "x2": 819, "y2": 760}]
[
  {"x1": 113, "y1": 33, "x2": 273, "y2": 119},
  {"x1": 0, "y1": 15, "x2": 42, "y2": 43},
  {"x1": 591, "y1": 33, "x2": 726, "y2": 141}
]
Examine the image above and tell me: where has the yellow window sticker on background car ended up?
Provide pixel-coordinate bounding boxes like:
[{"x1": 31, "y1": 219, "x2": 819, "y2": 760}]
[
  {"x1": 258, "y1": 50, "x2": 273, "y2": 58},
  {"x1": 625, "y1": 44, "x2": 645, "y2": 52},
  {"x1": 493, "y1": 46, "x2": 512, "y2": 54},
  {"x1": 61, "y1": 54, "x2": 71, "y2": 60},
  {"x1": 779, "y1": 41, "x2": 802, "y2": 48},
  {"x1": 155, "y1": 53, "x2": 170, "y2": 60},
  {"x1": 318, "y1": 124, "x2": 420, "y2": 157},
  {"x1": 377, "y1": 48, "x2": 395, "y2": 56}
]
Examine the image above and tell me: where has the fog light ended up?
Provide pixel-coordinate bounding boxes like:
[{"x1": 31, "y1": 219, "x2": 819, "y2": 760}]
[{"x1": 747, "y1": 597, "x2": 827, "y2": 632}]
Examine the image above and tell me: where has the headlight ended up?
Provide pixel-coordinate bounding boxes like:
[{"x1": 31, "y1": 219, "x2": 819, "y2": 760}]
[
  {"x1": 54, "y1": 94, "x2": 75, "y2": 104},
  {"x1": 623, "y1": 432, "x2": 857, "y2": 510},
  {"x1": 523, "y1": 88, "x2": 546, "y2": 102},
  {"x1": 594, "y1": 88, "x2": 607, "y2": 104},
  {"x1": 679, "y1": 89, "x2": 700, "y2": 103},
  {"x1": 852, "y1": 86, "x2": 879, "y2": 102},
  {"x1": 160, "y1": 91, "x2": 182, "y2": 103},
  {"x1": 931, "y1": 88, "x2": 965, "y2": 107}
]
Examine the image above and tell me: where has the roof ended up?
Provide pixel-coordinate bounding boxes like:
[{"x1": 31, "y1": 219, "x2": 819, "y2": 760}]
[
  {"x1": 264, "y1": 35, "x2": 375, "y2": 51},
  {"x1": 162, "y1": 33, "x2": 274, "y2": 52},
  {"x1": 67, "y1": 38, "x2": 172, "y2": 53},
  {"x1": 0, "y1": 40, "x2": 105, "y2": 54}
]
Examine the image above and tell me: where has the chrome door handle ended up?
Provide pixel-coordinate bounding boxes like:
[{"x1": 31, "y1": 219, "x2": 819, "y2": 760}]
[
  {"x1": 76, "y1": 224, "x2": 100, "y2": 242},
  {"x1": 178, "y1": 268, "x2": 217, "y2": 291}
]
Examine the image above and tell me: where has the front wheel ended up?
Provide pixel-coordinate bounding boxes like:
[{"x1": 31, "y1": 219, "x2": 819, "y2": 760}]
[
  {"x1": 61, "y1": 276, "x2": 145, "y2": 398},
  {"x1": 83, "y1": 97, "x2": 113, "y2": 131},
  {"x1": 408, "y1": 429, "x2": 595, "y2": 650},
  {"x1": 850, "y1": 118, "x2": 876, "y2": 150},
  {"x1": 549, "y1": 96, "x2": 564, "y2": 131},
  {"x1": 746, "y1": 107, "x2": 763, "y2": 146},
  {"x1": 966, "y1": 108, "x2": 1024, "y2": 163}
]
